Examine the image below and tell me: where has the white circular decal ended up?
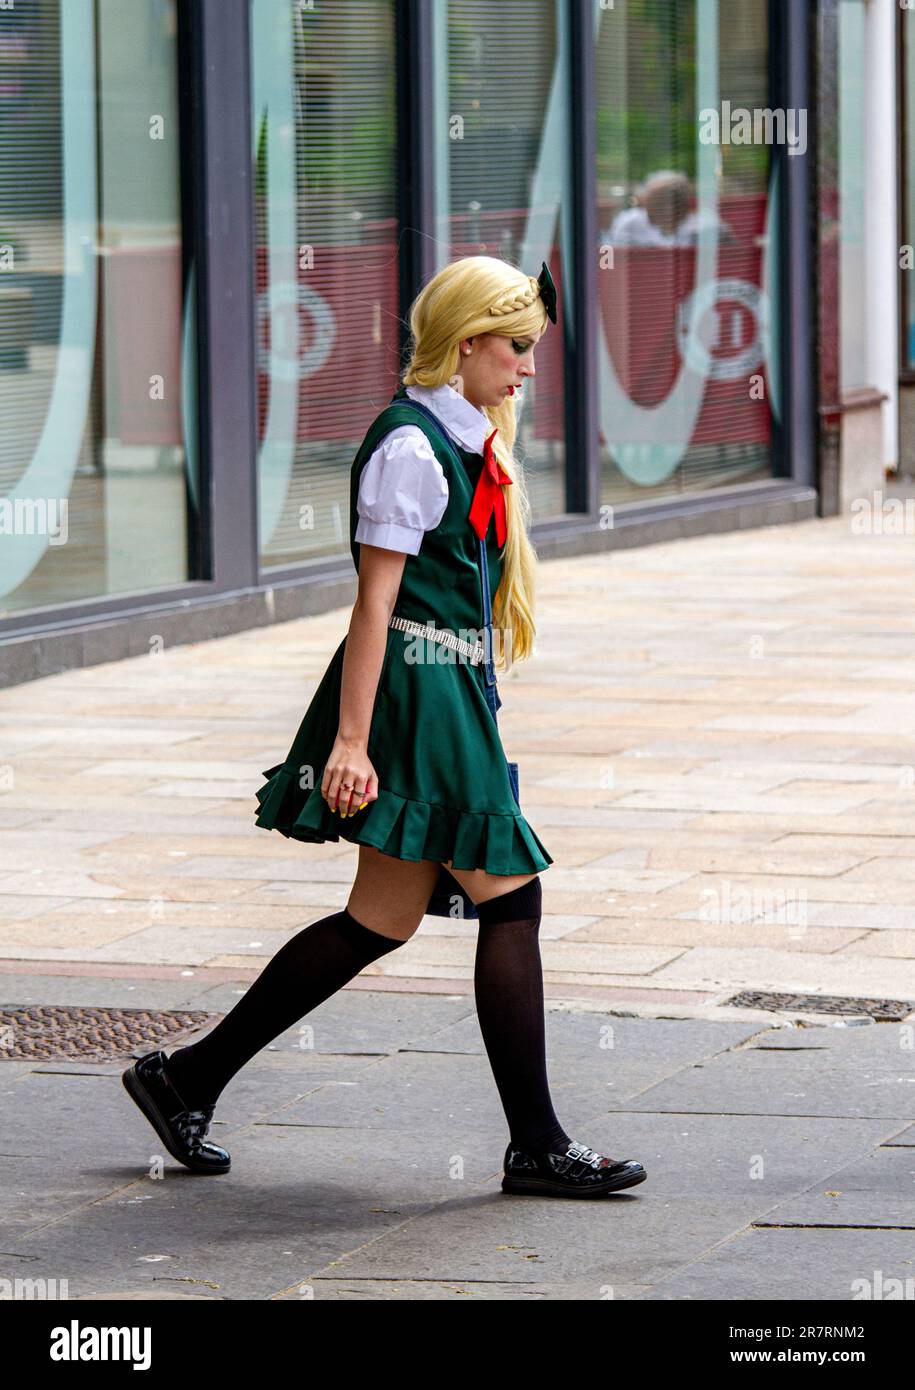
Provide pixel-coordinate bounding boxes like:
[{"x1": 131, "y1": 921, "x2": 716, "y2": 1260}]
[
  {"x1": 256, "y1": 281, "x2": 336, "y2": 382},
  {"x1": 675, "y1": 278, "x2": 764, "y2": 381}
]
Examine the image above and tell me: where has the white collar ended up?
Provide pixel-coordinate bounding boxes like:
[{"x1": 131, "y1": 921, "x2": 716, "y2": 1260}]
[{"x1": 404, "y1": 382, "x2": 491, "y2": 454}]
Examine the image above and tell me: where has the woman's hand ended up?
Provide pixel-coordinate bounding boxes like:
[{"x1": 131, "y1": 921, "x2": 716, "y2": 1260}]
[
  {"x1": 328, "y1": 546, "x2": 405, "y2": 818},
  {"x1": 322, "y1": 736, "x2": 379, "y2": 816}
]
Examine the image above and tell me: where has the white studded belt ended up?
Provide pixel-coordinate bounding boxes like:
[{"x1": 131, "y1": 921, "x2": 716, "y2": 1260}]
[{"x1": 388, "y1": 614, "x2": 486, "y2": 666}]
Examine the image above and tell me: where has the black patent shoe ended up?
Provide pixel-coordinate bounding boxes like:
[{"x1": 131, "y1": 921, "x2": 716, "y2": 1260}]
[
  {"x1": 502, "y1": 1138, "x2": 646, "y2": 1197},
  {"x1": 121, "y1": 1049, "x2": 230, "y2": 1175}
]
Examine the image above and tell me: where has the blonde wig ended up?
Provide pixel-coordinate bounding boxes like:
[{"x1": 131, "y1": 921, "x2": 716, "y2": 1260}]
[{"x1": 400, "y1": 255, "x2": 550, "y2": 668}]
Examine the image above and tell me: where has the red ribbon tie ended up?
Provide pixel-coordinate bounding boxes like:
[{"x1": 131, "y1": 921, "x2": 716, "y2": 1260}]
[{"x1": 468, "y1": 428, "x2": 513, "y2": 545}]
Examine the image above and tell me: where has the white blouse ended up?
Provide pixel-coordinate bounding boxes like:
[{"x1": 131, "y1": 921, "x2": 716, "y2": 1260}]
[{"x1": 354, "y1": 382, "x2": 492, "y2": 555}]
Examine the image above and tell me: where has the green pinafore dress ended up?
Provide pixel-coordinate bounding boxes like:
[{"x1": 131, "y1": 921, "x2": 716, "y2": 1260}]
[{"x1": 253, "y1": 387, "x2": 553, "y2": 877}]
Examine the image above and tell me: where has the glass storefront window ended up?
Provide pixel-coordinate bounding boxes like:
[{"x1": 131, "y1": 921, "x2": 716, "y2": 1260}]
[
  {"x1": 0, "y1": 0, "x2": 196, "y2": 618},
  {"x1": 595, "y1": 0, "x2": 776, "y2": 506},
  {"x1": 252, "y1": 0, "x2": 398, "y2": 569},
  {"x1": 433, "y1": 0, "x2": 569, "y2": 524}
]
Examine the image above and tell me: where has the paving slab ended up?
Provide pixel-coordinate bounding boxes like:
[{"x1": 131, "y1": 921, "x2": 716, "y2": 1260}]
[
  {"x1": 624, "y1": 1025, "x2": 915, "y2": 1120},
  {"x1": 750, "y1": 1144, "x2": 915, "y2": 1229},
  {"x1": 0, "y1": 1123, "x2": 503, "y2": 1300},
  {"x1": 639, "y1": 1227, "x2": 915, "y2": 1301}
]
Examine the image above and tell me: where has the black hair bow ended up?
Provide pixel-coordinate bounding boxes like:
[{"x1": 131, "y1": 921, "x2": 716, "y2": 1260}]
[{"x1": 537, "y1": 260, "x2": 557, "y2": 324}]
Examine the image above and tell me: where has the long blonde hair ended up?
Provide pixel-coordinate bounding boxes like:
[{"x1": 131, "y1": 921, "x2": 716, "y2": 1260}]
[{"x1": 400, "y1": 254, "x2": 549, "y2": 668}]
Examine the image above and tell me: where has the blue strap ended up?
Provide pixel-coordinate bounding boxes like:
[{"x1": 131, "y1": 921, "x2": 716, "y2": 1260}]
[
  {"x1": 476, "y1": 532, "x2": 502, "y2": 719},
  {"x1": 388, "y1": 394, "x2": 502, "y2": 721}
]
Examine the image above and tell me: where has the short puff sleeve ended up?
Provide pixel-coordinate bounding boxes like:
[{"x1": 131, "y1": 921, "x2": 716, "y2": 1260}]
[{"x1": 354, "y1": 427, "x2": 450, "y2": 556}]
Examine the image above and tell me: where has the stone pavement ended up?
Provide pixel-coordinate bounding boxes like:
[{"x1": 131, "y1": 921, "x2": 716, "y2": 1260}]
[
  {"x1": 1, "y1": 513, "x2": 914, "y2": 1299},
  {"x1": 1, "y1": 994, "x2": 913, "y2": 1300}
]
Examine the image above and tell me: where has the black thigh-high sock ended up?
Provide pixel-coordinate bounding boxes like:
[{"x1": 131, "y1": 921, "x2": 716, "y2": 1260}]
[
  {"x1": 163, "y1": 907, "x2": 405, "y2": 1110},
  {"x1": 473, "y1": 876, "x2": 572, "y2": 1155}
]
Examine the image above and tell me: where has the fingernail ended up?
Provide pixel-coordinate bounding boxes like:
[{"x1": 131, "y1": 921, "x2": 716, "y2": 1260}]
[{"x1": 359, "y1": 801, "x2": 368, "y2": 810}]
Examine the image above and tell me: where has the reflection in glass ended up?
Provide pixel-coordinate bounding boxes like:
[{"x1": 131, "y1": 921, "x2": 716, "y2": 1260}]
[
  {"x1": 596, "y1": 0, "x2": 775, "y2": 507},
  {"x1": 434, "y1": 0, "x2": 568, "y2": 524},
  {"x1": 0, "y1": 0, "x2": 195, "y2": 618},
  {"x1": 253, "y1": 0, "x2": 398, "y2": 568}
]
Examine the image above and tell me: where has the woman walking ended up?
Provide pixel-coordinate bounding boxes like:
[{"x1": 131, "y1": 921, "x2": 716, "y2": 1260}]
[{"x1": 123, "y1": 255, "x2": 647, "y2": 1199}]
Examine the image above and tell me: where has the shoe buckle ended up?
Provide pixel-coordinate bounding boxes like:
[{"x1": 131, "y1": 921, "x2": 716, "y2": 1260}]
[
  {"x1": 565, "y1": 1140, "x2": 604, "y2": 1169},
  {"x1": 179, "y1": 1107, "x2": 213, "y2": 1145}
]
